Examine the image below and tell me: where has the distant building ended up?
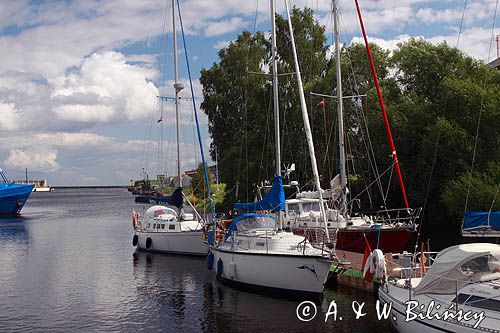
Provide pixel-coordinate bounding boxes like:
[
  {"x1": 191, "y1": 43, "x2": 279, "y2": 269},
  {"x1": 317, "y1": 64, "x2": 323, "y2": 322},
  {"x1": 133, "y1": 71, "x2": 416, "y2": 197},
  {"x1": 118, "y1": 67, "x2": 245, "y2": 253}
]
[
  {"x1": 184, "y1": 165, "x2": 217, "y2": 183},
  {"x1": 489, "y1": 57, "x2": 500, "y2": 70}
]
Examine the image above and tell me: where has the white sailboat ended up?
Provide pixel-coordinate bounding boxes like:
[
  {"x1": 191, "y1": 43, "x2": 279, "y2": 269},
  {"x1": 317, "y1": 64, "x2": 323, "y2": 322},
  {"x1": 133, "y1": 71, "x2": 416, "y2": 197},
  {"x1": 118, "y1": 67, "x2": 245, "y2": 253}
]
[
  {"x1": 208, "y1": 0, "x2": 333, "y2": 297},
  {"x1": 132, "y1": 0, "x2": 207, "y2": 256}
]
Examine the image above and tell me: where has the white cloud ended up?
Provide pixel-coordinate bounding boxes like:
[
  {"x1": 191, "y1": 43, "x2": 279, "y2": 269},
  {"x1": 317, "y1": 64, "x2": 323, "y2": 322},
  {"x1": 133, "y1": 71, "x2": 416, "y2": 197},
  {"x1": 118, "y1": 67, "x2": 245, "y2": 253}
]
[
  {"x1": 34, "y1": 132, "x2": 113, "y2": 147},
  {"x1": 0, "y1": 101, "x2": 21, "y2": 130},
  {"x1": 51, "y1": 51, "x2": 158, "y2": 123},
  {"x1": 205, "y1": 17, "x2": 247, "y2": 37},
  {"x1": 213, "y1": 40, "x2": 231, "y2": 50},
  {"x1": 4, "y1": 148, "x2": 59, "y2": 172},
  {"x1": 350, "y1": 34, "x2": 413, "y2": 52}
]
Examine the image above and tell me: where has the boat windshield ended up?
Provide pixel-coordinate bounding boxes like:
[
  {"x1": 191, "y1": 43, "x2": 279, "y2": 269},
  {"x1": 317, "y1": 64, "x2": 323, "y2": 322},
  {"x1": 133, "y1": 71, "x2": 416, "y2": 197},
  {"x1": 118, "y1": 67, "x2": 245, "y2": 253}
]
[
  {"x1": 302, "y1": 202, "x2": 321, "y2": 213},
  {"x1": 236, "y1": 215, "x2": 275, "y2": 232},
  {"x1": 460, "y1": 254, "x2": 500, "y2": 279},
  {"x1": 144, "y1": 205, "x2": 178, "y2": 222}
]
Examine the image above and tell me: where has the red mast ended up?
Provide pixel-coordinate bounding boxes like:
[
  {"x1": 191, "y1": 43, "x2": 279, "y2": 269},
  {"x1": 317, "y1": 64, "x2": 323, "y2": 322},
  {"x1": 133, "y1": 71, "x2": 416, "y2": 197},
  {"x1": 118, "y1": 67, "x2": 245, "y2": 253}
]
[{"x1": 354, "y1": 0, "x2": 410, "y2": 208}]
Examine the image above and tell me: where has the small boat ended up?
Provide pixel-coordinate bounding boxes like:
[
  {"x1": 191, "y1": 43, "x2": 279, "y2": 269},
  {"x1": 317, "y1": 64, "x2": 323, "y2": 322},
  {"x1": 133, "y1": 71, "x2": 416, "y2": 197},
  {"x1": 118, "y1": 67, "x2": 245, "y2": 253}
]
[
  {"x1": 133, "y1": 203, "x2": 207, "y2": 256},
  {"x1": 378, "y1": 243, "x2": 500, "y2": 332},
  {"x1": 0, "y1": 168, "x2": 34, "y2": 215}
]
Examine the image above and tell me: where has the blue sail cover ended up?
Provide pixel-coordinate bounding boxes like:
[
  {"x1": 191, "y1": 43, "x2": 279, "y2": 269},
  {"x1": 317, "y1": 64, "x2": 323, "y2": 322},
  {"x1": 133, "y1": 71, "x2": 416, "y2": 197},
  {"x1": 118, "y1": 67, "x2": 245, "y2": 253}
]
[
  {"x1": 234, "y1": 175, "x2": 285, "y2": 211},
  {"x1": 134, "y1": 187, "x2": 183, "y2": 209},
  {"x1": 463, "y1": 211, "x2": 500, "y2": 229}
]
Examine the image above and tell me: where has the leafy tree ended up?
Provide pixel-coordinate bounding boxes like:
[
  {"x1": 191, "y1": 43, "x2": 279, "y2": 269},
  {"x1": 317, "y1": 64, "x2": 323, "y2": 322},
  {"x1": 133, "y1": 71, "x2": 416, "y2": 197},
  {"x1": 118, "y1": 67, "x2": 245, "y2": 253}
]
[{"x1": 191, "y1": 162, "x2": 212, "y2": 198}]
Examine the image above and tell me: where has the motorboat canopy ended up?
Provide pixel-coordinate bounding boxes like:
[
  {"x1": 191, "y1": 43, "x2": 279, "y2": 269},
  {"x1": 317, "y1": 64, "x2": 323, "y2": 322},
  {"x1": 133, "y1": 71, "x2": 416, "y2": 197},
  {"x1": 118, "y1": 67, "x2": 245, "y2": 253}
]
[
  {"x1": 144, "y1": 205, "x2": 178, "y2": 222},
  {"x1": 226, "y1": 213, "x2": 275, "y2": 239},
  {"x1": 414, "y1": 243, "x2": 500, "y2": 295}
]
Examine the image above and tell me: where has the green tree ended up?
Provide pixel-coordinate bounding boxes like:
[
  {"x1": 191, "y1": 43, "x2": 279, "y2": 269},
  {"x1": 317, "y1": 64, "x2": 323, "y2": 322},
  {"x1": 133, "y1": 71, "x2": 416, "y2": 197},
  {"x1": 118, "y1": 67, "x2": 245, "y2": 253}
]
[{"x1": 191, "y1": 162, "x2": 212, "y2": 198}]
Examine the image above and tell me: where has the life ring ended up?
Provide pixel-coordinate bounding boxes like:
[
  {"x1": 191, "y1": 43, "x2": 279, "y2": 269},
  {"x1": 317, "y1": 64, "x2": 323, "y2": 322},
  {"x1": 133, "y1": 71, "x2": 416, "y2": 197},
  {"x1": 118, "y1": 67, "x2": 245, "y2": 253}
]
[
  {"x1": 216, "y1": 258, "x2": 223, "y2": 277},
  {"x1": 132, "y1": 234, "x2": 138, "y2": 246},
  {"x1": 132, "y1": 209, "x2": 137, "y2": 229},
  {"x1": 145, "y1": 237, "x2": 152, "y2": 249},
  {"x1": 207, "y1": 251, "x2": 214, "y2": 271}
]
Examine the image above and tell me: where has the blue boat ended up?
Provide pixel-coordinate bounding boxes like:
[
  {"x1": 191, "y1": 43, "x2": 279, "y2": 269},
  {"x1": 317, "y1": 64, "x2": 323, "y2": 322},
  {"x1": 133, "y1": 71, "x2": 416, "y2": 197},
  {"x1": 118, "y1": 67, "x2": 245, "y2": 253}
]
[{"x1": 0, "y1": 168, "x2": 34, "y2": 215}]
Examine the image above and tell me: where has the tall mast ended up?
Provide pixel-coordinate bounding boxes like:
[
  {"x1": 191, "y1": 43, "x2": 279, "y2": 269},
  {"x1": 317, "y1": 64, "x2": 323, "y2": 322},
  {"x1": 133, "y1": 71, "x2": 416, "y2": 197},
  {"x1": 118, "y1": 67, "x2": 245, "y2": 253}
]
[
  {"x1": 270, "y1": 0, "x2": 283, "y2": 230},
  {"x1": 284, "y1": 0, "x2": 329, "y2": 241},
  {"x1": 333, "y1": 0, "x2": 347, "y2": 213},
  {"x1": 172, "y1": 0, "x2": 184, "y2": 188}
]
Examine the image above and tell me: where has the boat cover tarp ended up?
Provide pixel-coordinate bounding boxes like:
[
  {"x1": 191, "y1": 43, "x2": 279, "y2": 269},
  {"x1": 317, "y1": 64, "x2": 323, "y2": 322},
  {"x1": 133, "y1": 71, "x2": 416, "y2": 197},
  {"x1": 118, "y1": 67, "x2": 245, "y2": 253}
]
[
  {"x1": 234, "y1": 175, "x2": 285, "y2": 211},
  {"x1": 226, "y1": 213, "x2": 275, "y2": 239},
  {"x1": 413, "y1": 243, "x2": 500, "y2": 295},
  {"x1": 135, "y1": 187, "x2": 183, "y2": 209},
  {"x1": 463, "y1": 211, "x2": 500, "y2": 230}
]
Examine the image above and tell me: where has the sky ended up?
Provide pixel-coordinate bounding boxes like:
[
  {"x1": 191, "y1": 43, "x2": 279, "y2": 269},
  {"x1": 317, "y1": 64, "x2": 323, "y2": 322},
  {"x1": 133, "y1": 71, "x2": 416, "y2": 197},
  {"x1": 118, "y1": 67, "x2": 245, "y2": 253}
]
[{"x1": 0, "y1": 0, "x2": 498, "y2": 186}]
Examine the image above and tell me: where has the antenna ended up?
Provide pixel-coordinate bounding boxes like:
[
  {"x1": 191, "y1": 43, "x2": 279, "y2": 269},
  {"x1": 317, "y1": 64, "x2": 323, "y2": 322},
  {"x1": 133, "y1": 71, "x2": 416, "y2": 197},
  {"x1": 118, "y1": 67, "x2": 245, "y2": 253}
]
[{"x1": 497, "y1": 35, "x2": 500, "y2": 59}]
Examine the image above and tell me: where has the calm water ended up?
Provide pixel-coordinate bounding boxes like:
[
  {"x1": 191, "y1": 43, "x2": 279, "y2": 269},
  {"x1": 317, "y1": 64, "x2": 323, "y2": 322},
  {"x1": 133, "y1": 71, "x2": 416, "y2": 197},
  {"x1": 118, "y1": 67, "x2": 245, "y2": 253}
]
[{"x1": 0, "y1": 188, "x2": 394, "y2": 332}]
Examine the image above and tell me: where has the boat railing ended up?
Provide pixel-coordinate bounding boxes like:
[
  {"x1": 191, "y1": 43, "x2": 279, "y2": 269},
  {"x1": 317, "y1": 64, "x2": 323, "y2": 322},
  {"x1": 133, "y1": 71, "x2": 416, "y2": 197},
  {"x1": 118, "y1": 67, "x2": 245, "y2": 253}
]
[
  {"x1": 386, "y1": 251, "x2": 439, "y2": 279},
  {"x1": 228, "y1": 228, "x2": 331, "y2": 257},
  {"x1": 370, "y1": 207, "x2": 422, "y2": 225}
]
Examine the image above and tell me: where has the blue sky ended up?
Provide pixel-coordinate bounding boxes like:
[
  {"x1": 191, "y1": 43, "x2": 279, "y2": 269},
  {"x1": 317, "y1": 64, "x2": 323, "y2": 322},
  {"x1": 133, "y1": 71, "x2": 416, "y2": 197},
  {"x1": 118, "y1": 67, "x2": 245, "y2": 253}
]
[{"x1": 0, "y1": 0, "x2": 498, "y2": 185}]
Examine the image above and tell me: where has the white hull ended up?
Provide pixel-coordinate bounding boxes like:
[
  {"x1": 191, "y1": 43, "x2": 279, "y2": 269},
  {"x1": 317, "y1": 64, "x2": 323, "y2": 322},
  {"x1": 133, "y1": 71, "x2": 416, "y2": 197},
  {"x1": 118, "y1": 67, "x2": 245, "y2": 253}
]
[
  {"x1": 210, "y1": 247, "x2": 331, "y2": 295},
  {"x1": 136, "y1": 230, "x2": 208, "y2": 256},
  {"x1": 32, "y1": 187, "x2": 53, "y2": 192},
  {"x1": 378, "y1": 284, "x2": 500, "y2": 333}
]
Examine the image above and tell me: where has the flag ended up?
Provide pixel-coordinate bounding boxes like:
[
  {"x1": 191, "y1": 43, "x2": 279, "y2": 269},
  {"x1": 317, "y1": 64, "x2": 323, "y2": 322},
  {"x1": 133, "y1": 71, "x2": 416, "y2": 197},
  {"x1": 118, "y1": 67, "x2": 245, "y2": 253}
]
[
  {"x1": 316, "y1": 98, "x2": 325, "y2": 108},
  {"x1": 157, "y1": 116, "x2": 163, "y2": 123},
  {"x1": 362, "y1": 235, "x2": 374, "y2": 282}
]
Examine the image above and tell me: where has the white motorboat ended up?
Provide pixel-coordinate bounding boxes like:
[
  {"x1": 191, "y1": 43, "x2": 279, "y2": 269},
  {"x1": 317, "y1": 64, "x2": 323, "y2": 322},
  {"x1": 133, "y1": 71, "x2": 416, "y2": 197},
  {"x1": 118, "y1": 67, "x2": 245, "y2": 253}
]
[
  {"x1": 378, "y1": 243, "x2": 500, "y2": 332},
  {"x1": 133, "y1": 204, "x2": 207, "y2": 256}
]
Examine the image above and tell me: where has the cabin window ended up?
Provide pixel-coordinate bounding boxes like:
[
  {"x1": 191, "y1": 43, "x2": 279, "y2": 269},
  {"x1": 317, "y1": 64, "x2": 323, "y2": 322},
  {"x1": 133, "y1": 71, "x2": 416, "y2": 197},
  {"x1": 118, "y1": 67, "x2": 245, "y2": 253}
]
[
  {"x1": 288, "y1": 204, "x2": 299, "y2": 213},
  {"x1": 454, "y1": 294, "x2": 500, "y2": 311},
  {"x1": 153, "y1": 224, "x2": 157, "y2": 229},
  {"x1": 169, "y1": 225, "x2": 176, "y2": 230},
  {"x1": 256, "y1": 242, "x2": 265, "y2": 246},
  {"x1": 161, "y1": 224, "x2": 165, "y2": 229},
  {"x1": 302, "y1": 202, "x2": 320, "y2": 213}
]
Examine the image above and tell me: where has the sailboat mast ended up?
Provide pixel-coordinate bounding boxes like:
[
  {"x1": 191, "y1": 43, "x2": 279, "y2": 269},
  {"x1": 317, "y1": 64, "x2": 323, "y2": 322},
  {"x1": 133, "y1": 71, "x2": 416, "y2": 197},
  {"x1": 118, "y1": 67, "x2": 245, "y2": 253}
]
[
  {"x1": 333, "y1": 0, "x2": 347, "y2": 213},
  {"x1": 172, "y1": 0, "x2": 183, "y2": 188},
  {"x1": 270, "y1": 0, "x2": 283, "y2": 230},
  {"x1": 284, "y1": 0, "x2": 330, "y2": 241}
]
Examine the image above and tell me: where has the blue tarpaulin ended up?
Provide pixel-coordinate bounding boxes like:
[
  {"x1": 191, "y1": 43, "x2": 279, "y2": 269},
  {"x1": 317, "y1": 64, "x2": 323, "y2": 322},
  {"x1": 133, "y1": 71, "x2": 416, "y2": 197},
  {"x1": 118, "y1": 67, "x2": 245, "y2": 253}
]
[
  {"x1": 234, "y1": 175, "x2": 285, "y2": 211},
  {"x1": 463, "y1": 211, "x2": 500, "y2": 230}
]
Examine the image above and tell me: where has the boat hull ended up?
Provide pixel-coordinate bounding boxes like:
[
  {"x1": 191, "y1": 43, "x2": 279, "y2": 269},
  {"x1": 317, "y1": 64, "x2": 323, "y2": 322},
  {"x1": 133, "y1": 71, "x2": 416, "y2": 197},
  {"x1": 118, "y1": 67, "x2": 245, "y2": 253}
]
[
  {"x1": 294, "y1": 227, "x2": 415, "y2": 253},
  {"x1": 210, "y1": 247, "x2": 331, "y2": 296},
  {"x1": 135, "y1": 195, "x2": 173, "y2": 205},
  {"x1": 0, "y1": 184, "x2": 34, "y2": 215},
  {"x1": 378, "y1": 284, "x2": 499, "y2": 333},
  {"x1": 135, "y1": 230, "x2": 207, "y2": 256}
]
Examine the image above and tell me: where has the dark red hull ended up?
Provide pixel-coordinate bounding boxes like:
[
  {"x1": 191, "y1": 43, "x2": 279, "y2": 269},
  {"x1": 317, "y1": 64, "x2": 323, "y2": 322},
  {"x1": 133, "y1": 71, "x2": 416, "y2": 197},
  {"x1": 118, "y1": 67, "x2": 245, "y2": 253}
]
[{"x1": 294, "y1": 227, "x2": 415, "y2": 254}]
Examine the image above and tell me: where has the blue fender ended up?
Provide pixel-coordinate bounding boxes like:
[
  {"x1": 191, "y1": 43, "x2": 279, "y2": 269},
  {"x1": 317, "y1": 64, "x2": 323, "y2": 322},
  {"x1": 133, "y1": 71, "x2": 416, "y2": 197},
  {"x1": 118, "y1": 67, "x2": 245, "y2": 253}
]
[
  {"x1": 216, "y1": 258, "x2": 223, "y2": 277},
  {"x1": 207, "y1": 251, "x2": 214, "y2": 271}
]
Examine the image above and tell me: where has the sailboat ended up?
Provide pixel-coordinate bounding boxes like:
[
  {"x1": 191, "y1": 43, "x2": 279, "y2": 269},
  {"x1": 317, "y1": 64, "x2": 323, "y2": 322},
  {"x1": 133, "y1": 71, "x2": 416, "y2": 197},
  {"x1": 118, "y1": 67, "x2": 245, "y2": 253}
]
[
  {"x1": 208, "y1": 0, "x2": 333, "y2": 297},
  {"x1": 132, "y1": 0, "x2": 208, "y2": 256},
  {"x1": 0, "y1": 168, "x2": 34, "y2": 215},
  {"x1": 283, "y1": 0, "x2": 419, "y2": 254}
]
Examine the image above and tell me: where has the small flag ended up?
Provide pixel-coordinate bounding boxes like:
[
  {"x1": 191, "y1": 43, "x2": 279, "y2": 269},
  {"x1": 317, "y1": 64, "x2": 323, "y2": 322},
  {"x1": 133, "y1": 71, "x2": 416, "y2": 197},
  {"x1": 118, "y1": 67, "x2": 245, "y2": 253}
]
[
  {"x1": 316, "y1": 98, "x2": 325, "y2": 108},
  {"x1": 362, "y1": 234, "x2": 374, "y2": 282},
  {"x1": 157, "y1": 116, "x2": 163, "y2": 123}
]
